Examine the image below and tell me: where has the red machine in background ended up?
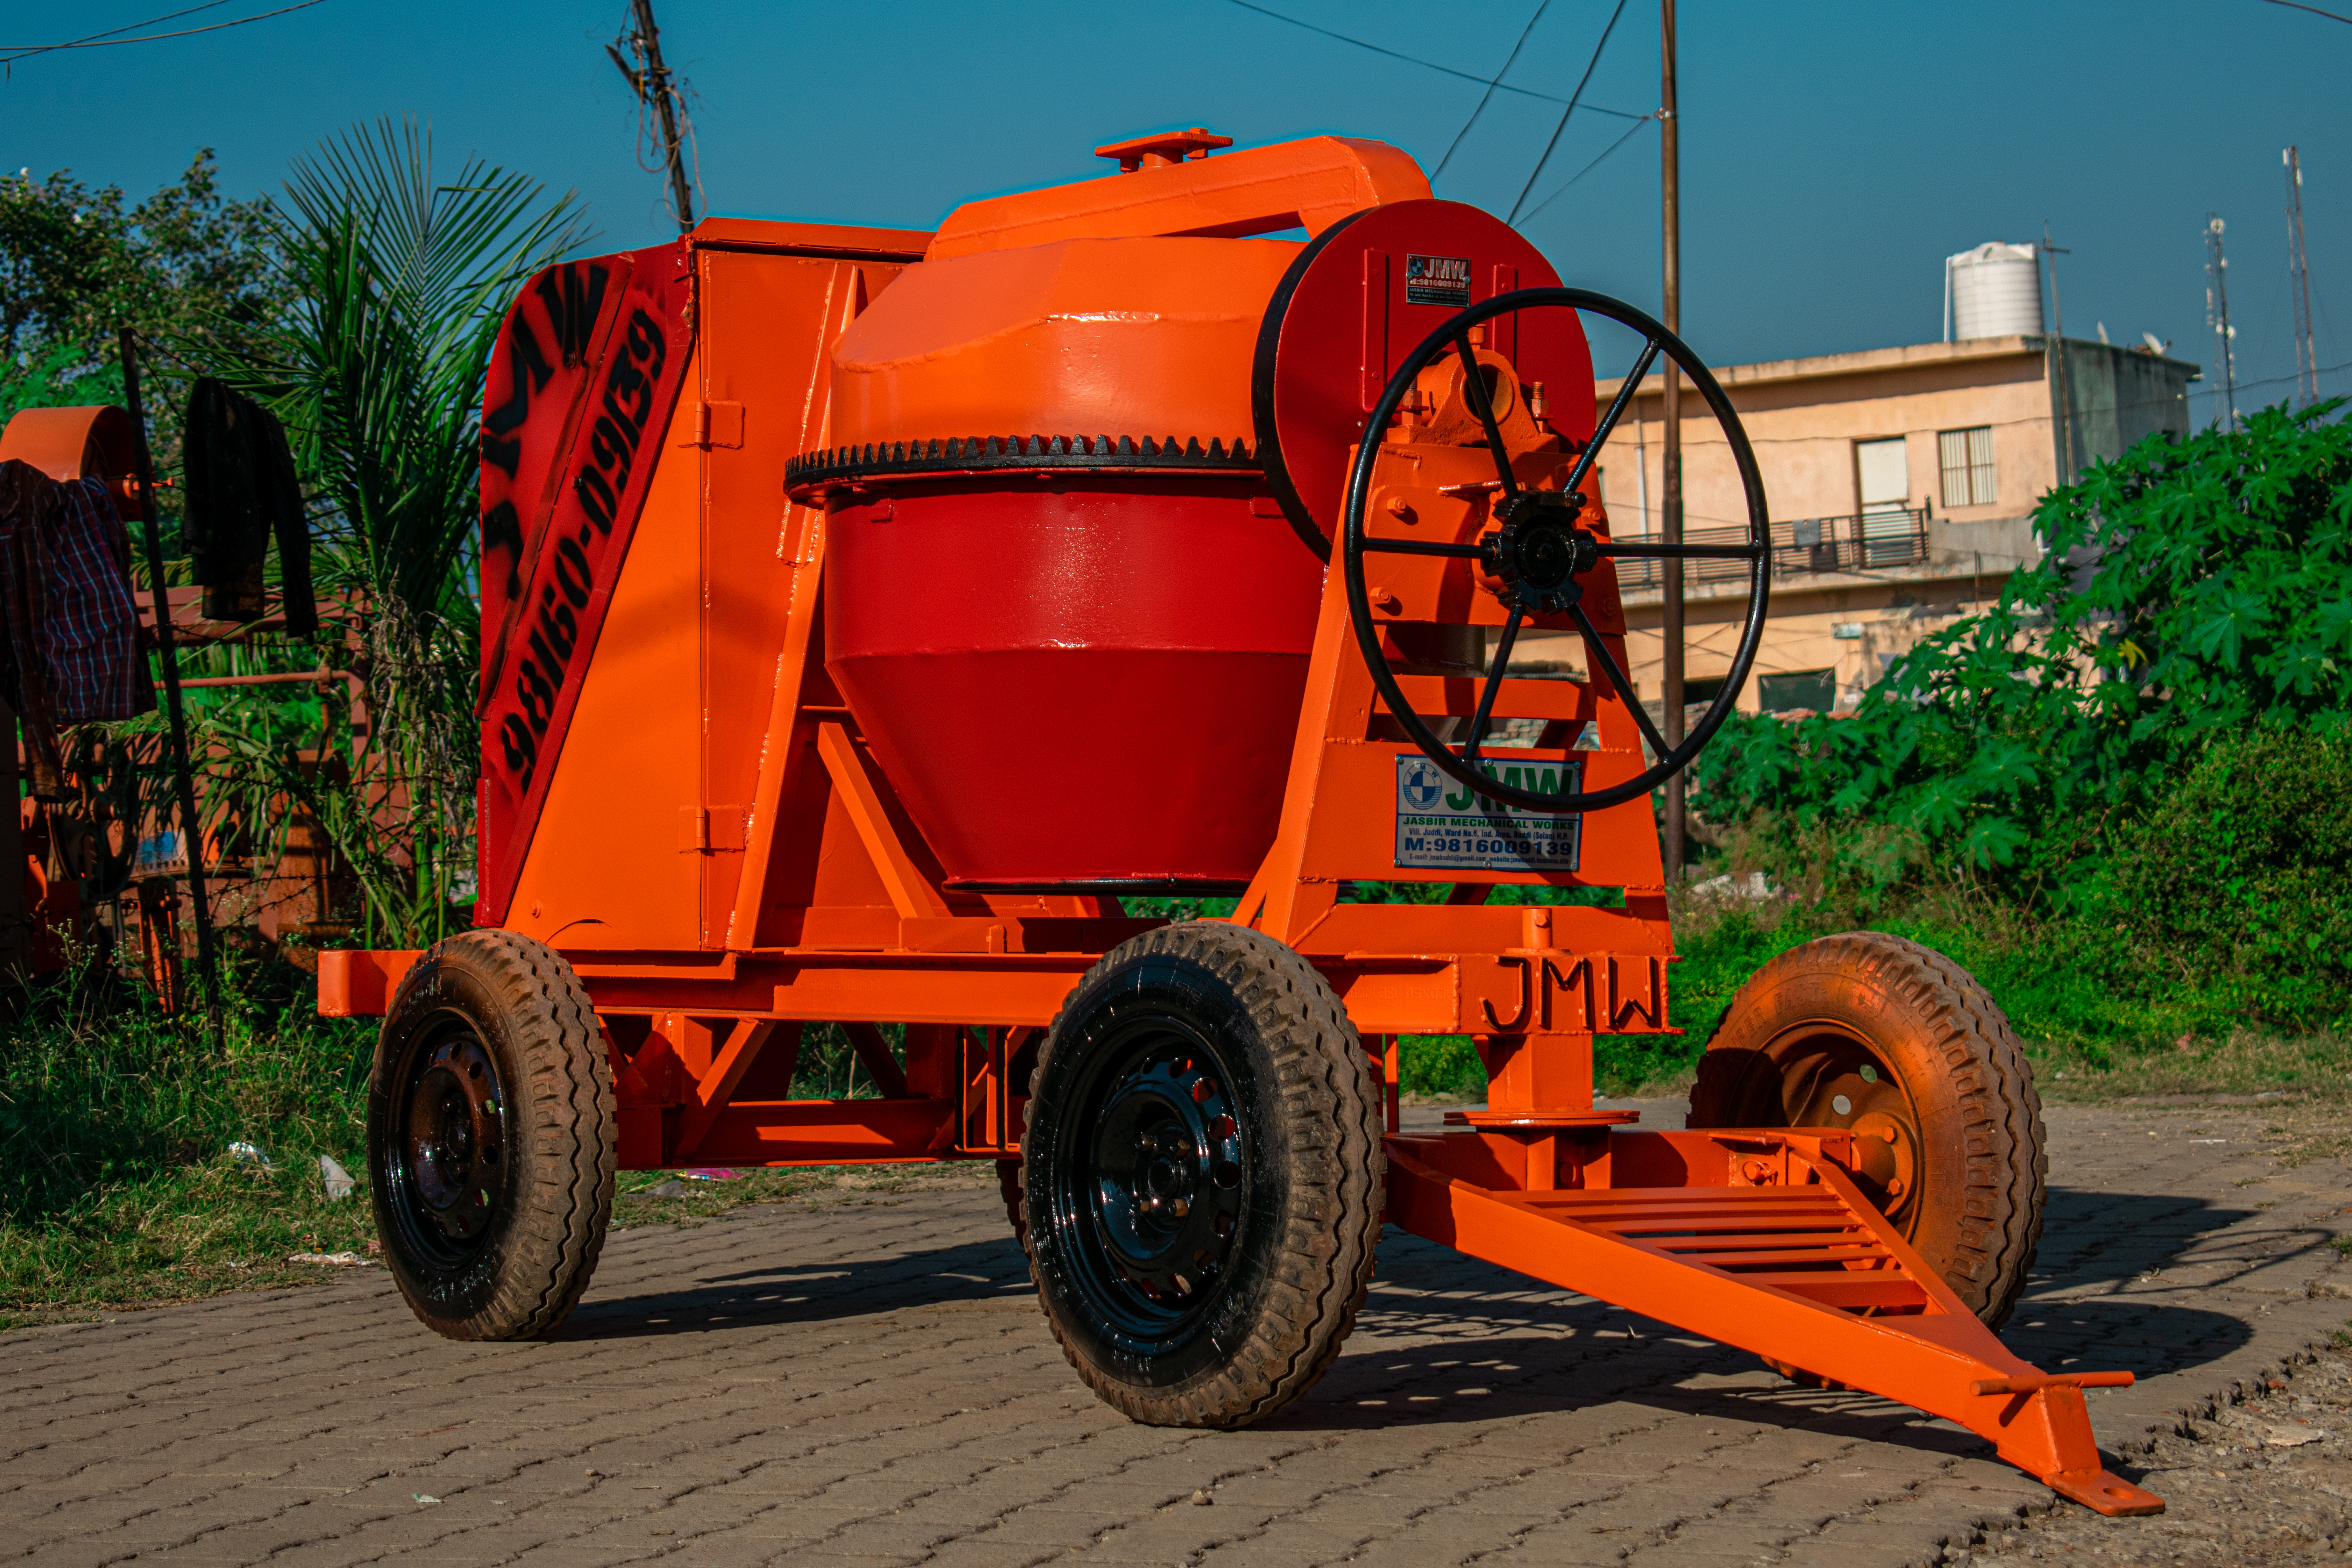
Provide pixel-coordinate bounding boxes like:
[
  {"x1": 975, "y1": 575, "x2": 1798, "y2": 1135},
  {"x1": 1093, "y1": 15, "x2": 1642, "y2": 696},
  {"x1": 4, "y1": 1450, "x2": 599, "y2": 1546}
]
[{"x1": 326, "y1": 129, "x2": 2159, "y2": 1515}]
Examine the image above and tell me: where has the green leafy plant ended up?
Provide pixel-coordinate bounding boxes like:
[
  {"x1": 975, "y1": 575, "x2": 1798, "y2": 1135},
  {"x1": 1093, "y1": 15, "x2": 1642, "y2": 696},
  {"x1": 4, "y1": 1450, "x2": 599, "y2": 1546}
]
[
  {"x1": 2106, "y1": 728, "x2": 2352, "y2": 1022},
  {"x1": 0, "y1": 152, "x2": 280, "y2": 377},
  {"x1": 1696, "y1": 399, "x2": 2352, "y2": 912},
  {"x1": 2, "y1": 151, "x2": 281, "y2": 504}
]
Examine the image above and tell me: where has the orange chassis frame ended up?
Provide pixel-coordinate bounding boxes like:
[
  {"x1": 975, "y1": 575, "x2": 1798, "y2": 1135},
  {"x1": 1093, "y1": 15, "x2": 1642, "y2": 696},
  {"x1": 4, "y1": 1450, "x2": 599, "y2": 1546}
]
[{"x1": 320, "y1": 202, "x2": 2158, "y2": 1514}]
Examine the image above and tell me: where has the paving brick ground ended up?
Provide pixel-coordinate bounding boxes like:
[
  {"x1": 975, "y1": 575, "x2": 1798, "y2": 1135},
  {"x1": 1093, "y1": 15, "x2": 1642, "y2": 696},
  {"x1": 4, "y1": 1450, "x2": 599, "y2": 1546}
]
[{"x1": 8, "y1": 1097, "x2": 2352, "y2": 1568}]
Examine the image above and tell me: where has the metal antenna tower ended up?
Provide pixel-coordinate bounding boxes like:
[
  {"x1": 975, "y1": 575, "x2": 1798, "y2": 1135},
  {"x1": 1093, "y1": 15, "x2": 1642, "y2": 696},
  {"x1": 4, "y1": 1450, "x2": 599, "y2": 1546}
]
[
  {"x1": 2204, "y1": 215, "x2": 2239, "y2": 430},
  {"x1": 2286, "y1": 147, "x2": 2318, "y2": 407}
]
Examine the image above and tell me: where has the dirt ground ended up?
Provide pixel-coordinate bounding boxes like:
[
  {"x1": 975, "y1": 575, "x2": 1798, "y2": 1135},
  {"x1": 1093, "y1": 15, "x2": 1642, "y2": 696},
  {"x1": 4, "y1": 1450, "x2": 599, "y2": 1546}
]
[{"x1": 1971, "y1": 1343, "x2": 2352, "y2": 1565}]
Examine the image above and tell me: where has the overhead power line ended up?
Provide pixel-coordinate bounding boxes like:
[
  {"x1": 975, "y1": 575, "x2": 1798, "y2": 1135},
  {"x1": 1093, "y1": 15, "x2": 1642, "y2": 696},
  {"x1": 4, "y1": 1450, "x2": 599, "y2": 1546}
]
[
  {"x1": 1, "y1": 0, "x2": 327, "y2": 67},
  {"x1": 1433, "y1": 0, "x2": 1554, "y2": 182},
  {"x1": 1517, "y1": 111, "x2": 1655, "y2": 224},
  {"x1": 1507, "y1": 0, "x2": 1630, "y2": 224},
  {"x1": 2258, "y1": 0, "x2": 2352, "y2": 22},
  {"x1": 3, "y1": 0, "x2": 235, "y2": 50},
  {"x1": 1218, "y1": 0, "x2": 1646, "y2": 119}
]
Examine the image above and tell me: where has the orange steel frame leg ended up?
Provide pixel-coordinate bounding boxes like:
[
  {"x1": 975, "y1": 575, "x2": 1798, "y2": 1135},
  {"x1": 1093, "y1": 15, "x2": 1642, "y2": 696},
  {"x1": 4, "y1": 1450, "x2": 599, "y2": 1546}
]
[{"x1": 312, "y1": 210, "x2": 2160, "y2": 1515}]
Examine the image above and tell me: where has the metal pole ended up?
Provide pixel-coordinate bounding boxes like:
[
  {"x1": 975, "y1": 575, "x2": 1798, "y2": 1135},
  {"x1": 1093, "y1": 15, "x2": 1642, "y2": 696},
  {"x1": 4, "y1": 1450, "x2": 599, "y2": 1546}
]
[
  {"x1": 1658, "y1": 0, "x2": 1685, "y2": 885},
  {"x1": 2041, "y1": 223, "x2": 2074, "y2": 482},
  {"x1": 631, "y1": 0, "x2": 695, "y2": 234},
  {"x1": 117, "y1": 328, "x2": 220, "y2": 1027},
  {"x1": 2286, "y1": 147, "x2": 2316, "y2": 407}
]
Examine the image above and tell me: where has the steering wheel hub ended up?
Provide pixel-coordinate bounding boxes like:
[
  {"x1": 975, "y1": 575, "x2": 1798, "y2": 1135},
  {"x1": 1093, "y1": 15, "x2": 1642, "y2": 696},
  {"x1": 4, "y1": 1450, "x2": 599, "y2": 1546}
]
[{"x1": 1483, "y1": 491, "x2": 1596, "y2": 615}]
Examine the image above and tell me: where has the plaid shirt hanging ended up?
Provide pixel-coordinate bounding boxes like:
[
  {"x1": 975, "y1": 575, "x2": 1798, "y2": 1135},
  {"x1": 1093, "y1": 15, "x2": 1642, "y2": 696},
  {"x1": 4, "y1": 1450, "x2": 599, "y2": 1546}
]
[{"x1": 46, "y1": 477, "x2": 154, "y2": 723}]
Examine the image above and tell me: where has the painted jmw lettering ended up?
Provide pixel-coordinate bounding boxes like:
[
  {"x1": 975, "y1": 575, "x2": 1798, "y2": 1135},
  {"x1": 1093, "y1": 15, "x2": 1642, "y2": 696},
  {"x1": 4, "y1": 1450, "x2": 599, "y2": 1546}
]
[
  {"x1": 495, "y1": 306, "x2": 667, "y2": 791},
  {"x1": 480, "y1": 263, "x2": 613, "y2": 597},
  {"x1": 1445, "y1": 762, "x2": 1561, "y2": 811},
  {"x1": 1484, "y1": 954, "x2": 1592, "y2": 1032}
]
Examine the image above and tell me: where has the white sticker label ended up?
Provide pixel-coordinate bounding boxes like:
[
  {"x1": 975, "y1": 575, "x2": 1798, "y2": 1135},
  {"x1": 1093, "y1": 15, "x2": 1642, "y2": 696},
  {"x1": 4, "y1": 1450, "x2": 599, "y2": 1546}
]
[
  {"x1": 1405, "y1": 253, "x2": 1474, "y2": 308},
  {"x1": 1394, "y1": 753, "x2": 1583, "y2": 872},
  {"x1": 135, "y1": 828, "x2": 189, "y2": 879}
]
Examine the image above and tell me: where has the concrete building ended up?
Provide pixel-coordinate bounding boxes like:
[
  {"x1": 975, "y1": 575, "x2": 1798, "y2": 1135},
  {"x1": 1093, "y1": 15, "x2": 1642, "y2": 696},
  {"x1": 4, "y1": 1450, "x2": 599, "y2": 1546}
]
[{"x1": 1513, "y1": 334, "x2": 2200, "y2": 714}]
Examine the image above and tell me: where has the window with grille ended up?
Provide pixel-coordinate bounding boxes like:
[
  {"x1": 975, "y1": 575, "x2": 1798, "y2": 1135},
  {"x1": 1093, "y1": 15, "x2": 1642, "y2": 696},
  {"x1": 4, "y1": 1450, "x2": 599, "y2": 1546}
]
[
  {"x1": 1758, "y1": 669, "x2": 1836, "y2": 714},
  {"x1": 1938, "y1": 426, "x2": 1996, "y2": 507}
]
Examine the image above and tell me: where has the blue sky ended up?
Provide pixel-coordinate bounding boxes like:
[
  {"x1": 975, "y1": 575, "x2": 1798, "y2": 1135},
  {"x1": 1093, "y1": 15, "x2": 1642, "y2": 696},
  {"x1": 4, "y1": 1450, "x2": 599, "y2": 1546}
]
[{"x1": 7, "y1": 0, "x2": 2346, "y2": 419}]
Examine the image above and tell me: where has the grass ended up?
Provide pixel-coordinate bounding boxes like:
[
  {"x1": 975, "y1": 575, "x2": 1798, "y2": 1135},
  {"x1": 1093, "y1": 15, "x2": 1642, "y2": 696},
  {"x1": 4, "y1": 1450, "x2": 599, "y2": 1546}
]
[
  {"x1": 606, "y1": 1161, "x2": 997, "y2": 1232},
  {"x1": 1397, "y1": 869, "x2": 2352, "y2": 1104},
  {"x1": 2028, "y1": 1027, "x2": 2352, "y2": 1102},
  {"x1": 0, "y1": 964, "x2": 968, "y2": 1330},
  {"x1": 0, "y1": 954, "x2": 386, "y2": 1329}
]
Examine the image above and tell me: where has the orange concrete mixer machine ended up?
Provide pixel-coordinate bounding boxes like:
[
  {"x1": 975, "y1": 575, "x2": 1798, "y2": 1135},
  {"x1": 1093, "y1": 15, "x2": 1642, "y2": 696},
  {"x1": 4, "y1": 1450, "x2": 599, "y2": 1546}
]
[{"x1": 322, "y1": 130, "x2": 2159, "y2": 1515}]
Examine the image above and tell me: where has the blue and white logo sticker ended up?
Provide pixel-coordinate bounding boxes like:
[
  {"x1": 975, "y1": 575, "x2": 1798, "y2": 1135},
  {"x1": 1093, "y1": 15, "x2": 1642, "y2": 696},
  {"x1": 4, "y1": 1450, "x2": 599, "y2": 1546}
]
[
  {"x1": 1394, "y1": 751, "x2": 1583, "y2": 872},
  {"x1": 1398, "y1": 758, "x2": 1447, "y2": 809}
]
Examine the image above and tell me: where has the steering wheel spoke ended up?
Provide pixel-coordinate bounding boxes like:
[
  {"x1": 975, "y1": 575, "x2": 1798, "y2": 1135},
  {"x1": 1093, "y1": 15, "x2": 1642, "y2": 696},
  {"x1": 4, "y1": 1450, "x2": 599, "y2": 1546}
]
[
  {"x1": 1362, "y1": 537, "x2": 1487, "y2": 559},
  {"x1": 1341, "y1": 285, "x2": 1770, "y2": 815},
  {"x1": 1453, "y1": 334, "x2": 1521, "y2": 499},
  {"x1": 1569, "y1": 602, "x2": 1673, "y2": 760},
  {"x1": 1597, "y1": 540, "x2": 1765, "y2": 560},
  {"x1": 1459, "y1": 606, "x2": 1526, "y2": 766},
  {"x1": 1562, "y1": 337, "x2": 1661, "y2": 501}
]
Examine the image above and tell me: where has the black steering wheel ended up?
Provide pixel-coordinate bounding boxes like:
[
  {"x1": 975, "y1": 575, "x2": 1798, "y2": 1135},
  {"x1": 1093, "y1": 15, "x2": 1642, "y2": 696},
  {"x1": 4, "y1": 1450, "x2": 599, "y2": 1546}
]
[{"x1": 1341, "y1": 287, "x2": 1772, "y2": 814}]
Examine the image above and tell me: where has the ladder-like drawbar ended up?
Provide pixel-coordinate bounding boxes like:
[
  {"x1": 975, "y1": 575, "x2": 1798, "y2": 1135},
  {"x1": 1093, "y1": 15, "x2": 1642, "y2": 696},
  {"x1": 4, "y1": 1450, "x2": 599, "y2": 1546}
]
[{"x1": 1385, "y1": 1128, "x2": 2162, "y2": 1516}]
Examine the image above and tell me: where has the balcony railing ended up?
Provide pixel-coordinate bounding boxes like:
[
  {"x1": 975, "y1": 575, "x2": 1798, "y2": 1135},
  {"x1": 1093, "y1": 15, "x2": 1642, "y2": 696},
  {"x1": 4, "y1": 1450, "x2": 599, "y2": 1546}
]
[{"x1": 1608, "y1": 507, "x2": 1931, "y2": 594}]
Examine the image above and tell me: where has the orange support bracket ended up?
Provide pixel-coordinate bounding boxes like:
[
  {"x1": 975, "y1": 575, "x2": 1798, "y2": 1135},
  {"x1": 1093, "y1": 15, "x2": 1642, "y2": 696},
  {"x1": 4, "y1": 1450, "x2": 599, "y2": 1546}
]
[
  {"x1": 672, "y1": 1019, "x2": 789, "y2": 1162},
  {"x1": 841, "y1": 1021, "x2": 913, "y2": 1099},
  {"x1": 814, "y1": 721, "x2": 954, "y2": 921},
  {"x1": 1384, "y1": 1136, "x2": 2163, "y2": 1516},
  {"x1": 318, "y1": 948, "x2": 422, "y2": 1017}
]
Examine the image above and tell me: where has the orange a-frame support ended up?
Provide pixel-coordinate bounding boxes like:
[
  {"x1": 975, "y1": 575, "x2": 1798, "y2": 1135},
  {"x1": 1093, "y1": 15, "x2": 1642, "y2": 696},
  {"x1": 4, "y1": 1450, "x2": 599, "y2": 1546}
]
[{"x1": 322, "y1": 153, "x2": 2159, "y2": 1514}]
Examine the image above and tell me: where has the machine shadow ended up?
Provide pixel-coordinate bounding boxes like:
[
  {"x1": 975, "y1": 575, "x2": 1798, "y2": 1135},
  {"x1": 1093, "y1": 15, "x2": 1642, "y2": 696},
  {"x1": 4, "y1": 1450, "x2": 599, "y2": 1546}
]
[
  {"x1": 558, "y1": 1234, "x2": 1035, "y2": 1340},
  {"x1": 558, "y1": 1184, "x2": 2267, "y2": 1450},
  {"x1": 2030, "y1": 1183, "x2": 2264, "y2": 1289}
]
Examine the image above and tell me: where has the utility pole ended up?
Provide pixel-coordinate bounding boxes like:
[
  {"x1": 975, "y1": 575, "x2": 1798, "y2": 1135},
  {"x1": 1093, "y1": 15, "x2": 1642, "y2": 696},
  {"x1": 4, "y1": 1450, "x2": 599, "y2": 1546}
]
[
  {"x1": 2286, "y1": 147, "x2": 2317, "y2": 407},
  {"x1": 2205, "y1": 215, "x2": 2238, "y2": 430},
  {"x1": 2040, "y1": 222, "x2": 2074, "y2": 482},
  {"x1": 609, "y1": 0, "x2": 695, "y2": 234},
  {"x1": 1658, "y1": 0, "x2": 1685, "y2": 887}
]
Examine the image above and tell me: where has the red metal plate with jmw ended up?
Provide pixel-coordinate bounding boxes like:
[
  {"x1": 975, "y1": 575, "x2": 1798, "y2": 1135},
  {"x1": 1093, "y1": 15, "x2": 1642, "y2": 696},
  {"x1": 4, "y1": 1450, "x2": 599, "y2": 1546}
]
[{"x1": 473, "y1": 242, "x2": 695, "y2": 925}]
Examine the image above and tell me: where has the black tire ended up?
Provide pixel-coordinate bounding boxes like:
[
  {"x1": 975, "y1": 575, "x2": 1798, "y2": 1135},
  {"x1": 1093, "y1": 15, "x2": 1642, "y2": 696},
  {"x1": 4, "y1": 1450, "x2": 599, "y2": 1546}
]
[
  {"x1": 368, "y1": 929, "x2": 615, "y2": 1340},
  {"x1": 1021, "y1": 922, "x2": 1382, "y2": 1427},
  {"x1": 997, "y1": 1158, "x2": 1028, "y2": 1250},
  {"x1": 1687, "y1": 931, "x2": 2045, "y2": 1328}
]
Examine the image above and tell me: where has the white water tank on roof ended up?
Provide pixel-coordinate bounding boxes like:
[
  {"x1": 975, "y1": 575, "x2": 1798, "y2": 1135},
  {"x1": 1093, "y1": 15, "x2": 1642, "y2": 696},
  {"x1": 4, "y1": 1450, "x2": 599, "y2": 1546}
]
[{"x1": 1946, "y1": 242, "x2": 2044, "y2": 340}]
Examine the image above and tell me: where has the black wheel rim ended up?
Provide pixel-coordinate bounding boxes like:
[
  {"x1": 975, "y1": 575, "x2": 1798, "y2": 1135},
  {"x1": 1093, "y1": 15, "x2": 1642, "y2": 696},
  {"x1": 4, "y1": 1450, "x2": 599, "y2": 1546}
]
[
  {"x1": 1044, "y1": 1016, "x2": 1249, "y2": 1353},
  {"x1": 384, "y1": 1020, "x2": 510, "y2": 1272},
  {"x1": 1340, "y1": 285, "x2": 1773, "y2": 814}
]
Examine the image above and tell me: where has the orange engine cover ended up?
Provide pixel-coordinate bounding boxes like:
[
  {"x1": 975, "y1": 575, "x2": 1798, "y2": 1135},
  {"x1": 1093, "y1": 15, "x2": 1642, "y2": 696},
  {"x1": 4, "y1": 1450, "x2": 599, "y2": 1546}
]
[{"x1": 826, "y1": 237, "x2": 1298, "y2": 446}]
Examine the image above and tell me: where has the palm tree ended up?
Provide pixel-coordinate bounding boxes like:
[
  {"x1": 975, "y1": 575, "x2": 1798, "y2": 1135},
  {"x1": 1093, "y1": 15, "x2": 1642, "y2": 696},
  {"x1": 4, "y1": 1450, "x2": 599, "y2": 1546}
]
[
  {"x1": 170, "y1": 118, "x2": 590, "y2": 950},
  {"x1": 199, "y1": 115, "x2": 589, "y2": 624}
]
